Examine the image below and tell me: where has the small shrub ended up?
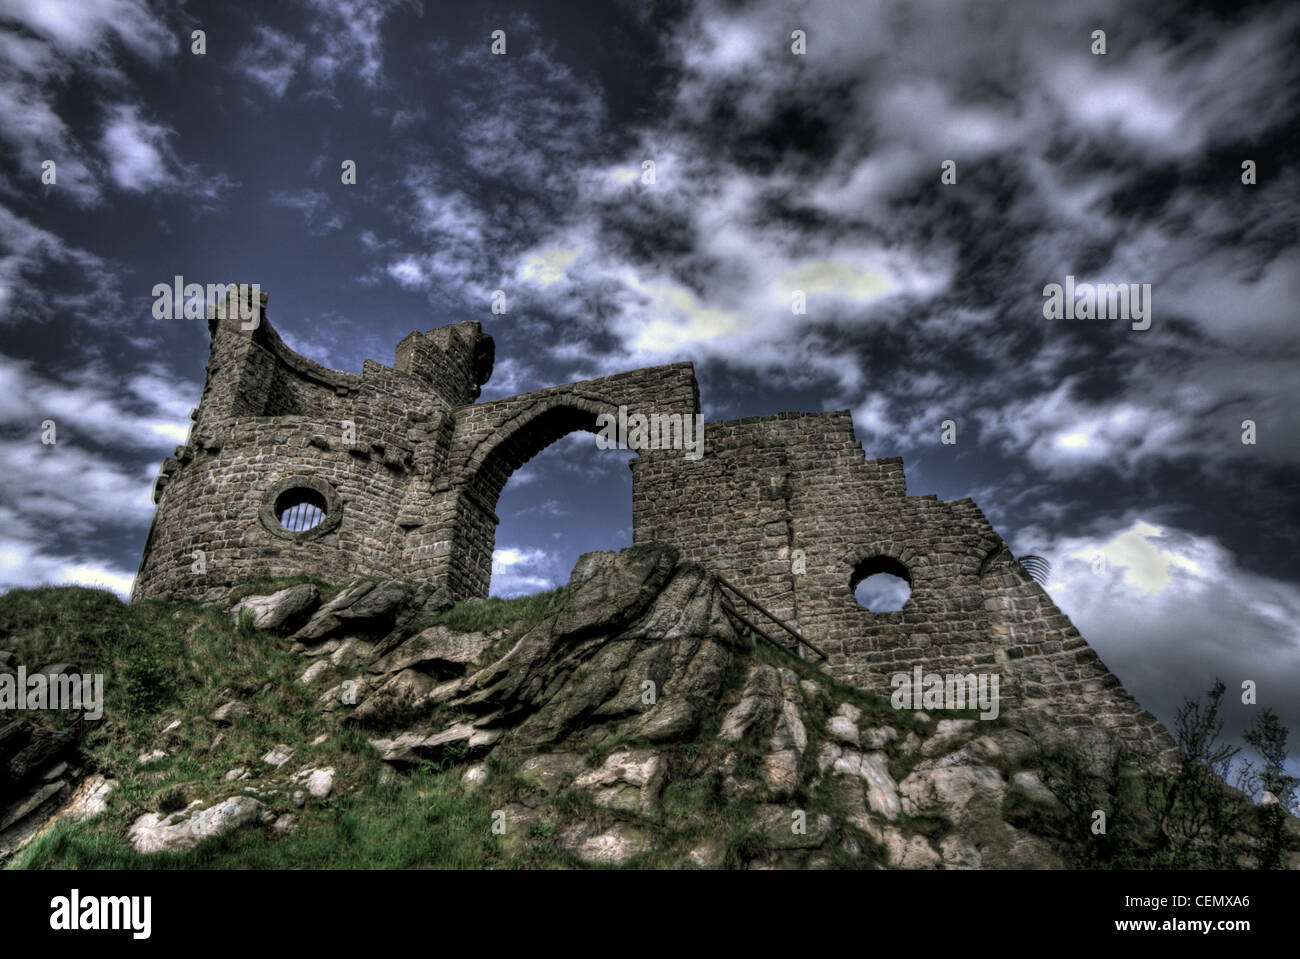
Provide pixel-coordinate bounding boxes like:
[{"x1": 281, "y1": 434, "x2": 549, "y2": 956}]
[
  {"x1": 157, "y1": 786, "x2": 188, "y2": 815},
  {"x1": 122, "y1": 646, "x2": 175, "y2": 714}
]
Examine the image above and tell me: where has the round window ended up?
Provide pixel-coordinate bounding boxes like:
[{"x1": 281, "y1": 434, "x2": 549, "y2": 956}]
[
  {"x1": 259, "y1": 475, "x2": 341, "y2": 541},
  {"x1": 851, "y1": 555, "x2": 912, "y2": 612},
  {"x1": 275, "y1": 488, "x2": 328, "y2": 532}
]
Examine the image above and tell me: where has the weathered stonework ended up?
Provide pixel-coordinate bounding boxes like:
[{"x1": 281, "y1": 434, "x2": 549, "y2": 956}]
[
  {"x1": 132, "y1": 287, "x2": 696, "y2": 609},
  {"x1": 632, "y1": 415, "x2": 1170, "y2": 745},
  {"x1": 132, "y1": 286, "x2": 1171, "y2": 750}
]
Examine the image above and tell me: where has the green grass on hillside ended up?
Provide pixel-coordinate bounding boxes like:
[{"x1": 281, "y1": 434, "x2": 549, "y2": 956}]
[
  {"x1": 1, "y1": 577, "x2": 987, "y2": 871},
  {"x1": 0, "y1": 580, "x2": 569, "y2": 870}
]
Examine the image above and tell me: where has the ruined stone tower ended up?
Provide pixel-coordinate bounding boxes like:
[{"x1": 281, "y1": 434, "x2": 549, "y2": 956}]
[
  {"x1": 132, "y1": 287, "x2": 697, "y2": 608},
  {"x1": 133, "y1": 286, "x2": 1171, "y2": 748}
]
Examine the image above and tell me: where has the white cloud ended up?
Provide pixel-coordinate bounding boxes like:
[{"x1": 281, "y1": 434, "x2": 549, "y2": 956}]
[
  {"x1": 0, "y1": 533, "x2": 136, "y2": 597},
  {"x1": 302, "y1": 0, "x2": 418, "y2": 92},
  {"x1": 99, "y1": 104, "x2": 170, "y2": 192},
  {"x1": 0, "y1": 205, "x2": 119, "y2": 325},
  {"x1": 1039, "y1": 6, "x2": 1300, "y2": 161},
  {"x1": 0, "y1": 352, "x2": 195, "y2": 597},
  {"x1": 1020, "y1": 517, "x2": 1300, "y2": 764},
  {"x1": 453, "y1": 45, "x2": 607, "y2": 190},
  {"x1": 0, "y1": 33, "x2": 100, "y2": 205},
  {"x1": 1, "y1": 0, "x2": 174, "y2": 63},
  {"x1": 976, "y1": 379, "x2": 1203, "y2": 479},
  {"x1": 96, "y1": 105, "x2": 237, "y2": 202},
  {"x1": 0, "y1": 443, "x2": 154, "y2": 597},
  {"x1": 0, "y1": 353, "x2": 196, "y2": 450},
  {"x1": 270, "y1": 188, "x2": 344, "y2": 234},
  {"x1": 378, "y1": 167, "x2": 494, "y2": 302},
  {"x1": 241, "y1": 25, "x2": 307, "y2": 98},
  {"x1": 490, "y1": 545, "x2": 554, "y2": 597},
  {"x1": 0, "y1": 0, "x2": 178, "y2": 206},
  {"x1": 518, "y1": 244, "x2": 581, "y2": 287}
]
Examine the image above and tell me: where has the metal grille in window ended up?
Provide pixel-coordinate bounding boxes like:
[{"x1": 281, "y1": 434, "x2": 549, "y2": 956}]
[{"x1": 275, "y1": 489, "x2": 327, "y2": 532}]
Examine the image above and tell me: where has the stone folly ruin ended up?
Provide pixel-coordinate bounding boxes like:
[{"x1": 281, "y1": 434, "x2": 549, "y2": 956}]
[{"x1": 132, "y1": 287, "x2": 1171, "y2": 748}]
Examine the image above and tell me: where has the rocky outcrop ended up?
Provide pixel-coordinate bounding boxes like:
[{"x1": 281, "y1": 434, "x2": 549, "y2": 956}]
[
  {"x1": 350, "y1": 547, "x2": 736, "y2": 766},
  {"x1": 247, "y1": 543, "x2": 1130, "y2": 869},
  {"x1": 0, "y1": 718, "x2": 90, "y2": 862}
]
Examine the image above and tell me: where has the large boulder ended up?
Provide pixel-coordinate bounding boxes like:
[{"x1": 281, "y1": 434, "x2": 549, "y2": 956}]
[
  {"x1": 290, "y1": 580, "x2": 416, "y2": 643},
  {"x1": 230, "y1": 584, "x2": 320, "y2": 632},
  {"x1": 128, "y1": 796, "x2": 268, "y2": 855},
  {"x1": 548, "y1": 545, "x2": 678, "y2": 639}
]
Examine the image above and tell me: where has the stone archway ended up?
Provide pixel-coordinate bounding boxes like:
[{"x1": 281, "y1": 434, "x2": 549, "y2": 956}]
[
  {"x1": 449, "y1": 398, "x2": 622, "y2": 600},
  {"x1": 430, "y1": 363, "x2": 700, "y2": 605}
]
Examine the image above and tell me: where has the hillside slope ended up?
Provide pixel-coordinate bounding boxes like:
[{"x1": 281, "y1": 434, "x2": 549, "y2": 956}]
[{"x1": 1, "y1": 545, "x2": 1294, "y2": 869}]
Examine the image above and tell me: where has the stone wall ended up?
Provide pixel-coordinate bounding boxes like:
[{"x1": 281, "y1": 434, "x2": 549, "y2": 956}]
[
  {"x1": 132, "y1": 288, "x2": 697, "y2": 609},
  {"x1": 131, "y1": 285, "x2": 1171, "y2": 751},
  {"x1": 633, "y1": 412, "x2": 1171, "y2": 747}
]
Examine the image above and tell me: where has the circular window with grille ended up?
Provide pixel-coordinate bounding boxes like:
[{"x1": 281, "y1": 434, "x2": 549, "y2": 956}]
[
  {"x1": 275, "y1": 488, "x2": 327, "y2": 532},
  {"x1": 259, "y1": 476, "x2": 341, "y2": 541}
]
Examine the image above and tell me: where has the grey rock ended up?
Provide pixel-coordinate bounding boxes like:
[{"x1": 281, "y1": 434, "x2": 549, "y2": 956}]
[
  {"x1": 337, "y1": 579, "x2": 411, "y2": 621},
  {"x1": 573, "y1": 749, "x2": 666, "y2": 818},
  {"x1": 262, "y1": 744, "x2": 295, "y2": 767},
  {"x1": 556, "y1": 821, "x2": 652, "y2": 864},
  {"x1": 719, "y1": 665, "x2": 781, "y2": 742},
  {"x1": 128, "y1": 796, "x2": 267, "y2": 854},
  {"x1": 898, "y1": 752, "x2": 1007, "y2": 823},
  {"x1": 371, "y1": 626, "x2": 493, "y2": 677},
  {"x1": 289, "y1": 581, "x2": 376, "y2": 642},
  {"x1": 882, "y1": 827, "x2": 941, "y2": 869},
  {"x1": 305, "y1": 768, "x2": 334, "y2": 799},
  {"x1": 829, "y1": 714, "x2": 860, "y2": 747},
  {"x1": 48, "y1": 775, "x2": 114, "y2": 827},
  {"x1": 462, "y1": 763, "x2": 489, "y2": 791},
  {"x1": 210, "y1": 700, "x2": 251, "y2": 725},
  {"x1": 299, "y1": 660, "x2": 330, "y2": 685},
  {"x1": 230, "y1": 584, "x2": 320, "y2": 632},
  {"x1": 921, "y1": 718, "x2": 978, "y2": 757},
  {"x1": 0, "y1": 780, "x2": 68, "y2": 833},
  {"x1": 836, "y1": 702, "x2": 862, "y2": 724},
  {"x1": 769, "y1": 700, "x2": 807, "y2": 754},
  {"x1": 1010, "y1": 770, "x2": 1058, "y2": 806},
  {"x1": 763, "y1": 749, "x2": 801, "y2": 796},
  {"x1": 517, "y1": 753, "x2": 586, "y2": 797},
  {"x1": 549, "y1": 545, "x2": 678, "y2": 639},
  {"x1": 861, "y1": 726, "x2": 899, "y2": 749},
  {"x1": 756, "y1": 805, "x2": 834, "y2": 850},
  {"x1": 689, "y1": 839, "x2": 726, "y2": 869}
]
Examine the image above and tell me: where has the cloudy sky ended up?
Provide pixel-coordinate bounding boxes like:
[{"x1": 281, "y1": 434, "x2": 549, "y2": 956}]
[{"x1": 1, "y1": 0, "x2": 1297, "y2": 771}]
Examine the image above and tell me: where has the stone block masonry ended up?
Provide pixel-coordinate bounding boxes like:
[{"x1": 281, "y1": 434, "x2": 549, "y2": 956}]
[
  {"x1": 132, "y1": 287, "x2": 697, "y2": 611},
  {"x1": 133, "y1": 286, "x2": 1172, "y2": 752},
  {"x1": 633, "y1": 414, "x2": 1171, "y2": 749}
]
